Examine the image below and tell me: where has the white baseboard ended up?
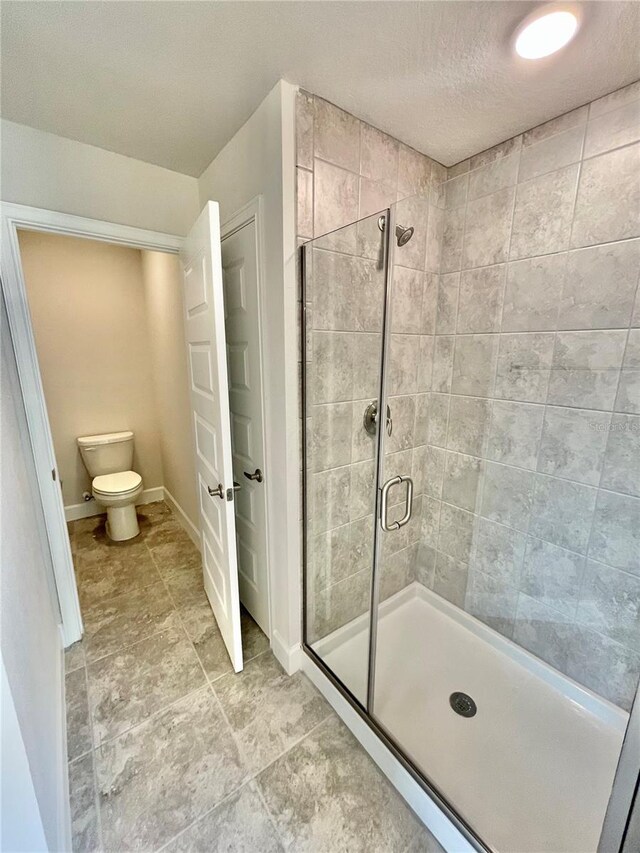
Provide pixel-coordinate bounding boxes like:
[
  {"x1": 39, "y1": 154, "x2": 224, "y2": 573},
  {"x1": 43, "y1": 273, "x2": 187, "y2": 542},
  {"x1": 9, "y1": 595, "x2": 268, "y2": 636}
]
[
  {"x1": 163, "y1": 487, "x2": 201, "y2": 551},
  {"x1": 64, "y1": 486, "x2": 164, "y2": 521},
  {"x1": 300, "y1": 653, "x2": 474, "y2": 853},
  {"x1": 271, "y1": 629, "x2": 302, "y2": 675}
]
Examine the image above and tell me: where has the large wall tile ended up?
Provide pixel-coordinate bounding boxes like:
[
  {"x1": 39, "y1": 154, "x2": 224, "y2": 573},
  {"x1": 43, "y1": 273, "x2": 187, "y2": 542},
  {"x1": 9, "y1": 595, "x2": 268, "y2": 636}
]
[
  {"x1": 312, "y1": 331, "x2": 353, "y2": 403},
  {"x1": 471, "y1": 518, "x2": 525, "y2": 587},
  {"x1": 571, "y1": 142, "x2": 640, "y2": 247},
  {"x1": 451, "y1": 334, "x2": 498, "y2": 397},
  {"x1": 313, "y1": 159, "x2": 359, "y2": 244},
  {"x1": 438, "y1": 503, "x2": 475, "y2": 563},
  {"x1": 397, "y1": 144, "x2": 432, "y2": 198},
  {"x1": 416, "y1": 392, "x2": 450, "y2": 448},
  {"x1": 463, "y1": 187, "x2": 515, "y2": 269},
  {"x1": 296, "y1": 168, "x2": 313, "y2": 238},
  {"x1": 360, "y1": 123, "x2": 399, "y2": 185},
  {"x1": 468, "y1": 151, "x2": 520, "y2": 200},
  {"x1": 576, "y1": 560, "x2": 640, "y2": 651},
  {"x1": 311, "y1": 467, "x2": 351, "y2": 534},
  {"x1": 311, "y1": 403, "x2": 353, "y2": 472},
  {"x1": 412, "y1": 444, "x2": 445, "y2": 498},
  {"x1": 558, "y1": 240, "x2": 640, "y2": 330},
  {"x1": 314, "y1": 98, "x2": 360, "y2": 172},
  {"x1": 518, "y1": 125, "x2": 584, "y2": 183},
  {"x1": 421, "y1": 273, "x2": 438, "y2": 333},
  {"x1": 465, "y1": 569, "x2": 518, "y2": 638},
  {"x1": 481, "y1": 462, "x2": 534, "y2": 531},
  {"x1": 589, "y1": 490, "x2": 640, "y2": 574},
  {"x1": 444, "y1": 173, "x2": 468, "y2": 209},
  {"x1": 296, "y1": 90, "x2": 314, "y2": 169},
  {"x1": 440, "y1": 205, "x2": 465, "y2": 273},
  {"x1": 589, "y1": 81, "x2": 640, "y2": 119},
  {"x1": 615, "y1": 329, "x2": 640, "y2": 414},
  {"x1": 548, "y1": 330, "x2": 627, "y2": 411},
  {"x1": 537, "y1": 405, "x2": 610, "y2": 486},
  {"x1": 529, "y1": 475, "x2": 597, "y2": 553},
  {"x1": 392, "y1": 266, "x2": 425, "y2": 334},
  {"x1": 522, "y1": 105, "x2": 588, "y2": 147},
  {"x1": 386, "y1": 395, "x2": 416, "y2": 453},
  {"x1": 446, "y1": 396, "x2": 491, "y2": 457},
  {"x1": 433, "y1": 552, "x2": 469, "y2": 607},
  {"x1": 601, "y1": 413, "x2": 640, "y2": 497},
  {"x1": 359, "y1": 176, "x2": 396, "y2": 219},
  {"x1": 487, "y1": 400, "x2": 544, "y2": 470},
  {"x1": 389, "y1": 334, "x2": 420, "y2": 395},
  {"x1": 510, "y1": 164, "x2": 579, "y2": 260},
  {"x1": 521, "y1": 537, "x2": 585, "y2": 618},
  {"x1": 442, "y1": 451, "x2": 483, "y2": 512},
  {"x1": 584, "y1": 98, "x2": 640, "y2": 158},
  {"x1": 502, "y1": 253, "x2": 566, "y2": 332},
  {"x1": 457, "y1": 265, "x2": 505, "y2": 333},
  {"x1": 431, "y1": 335, "x2": 454, "y2": 393},
  {"x1": 494, "y1": 332, "x2": 555, "y2": 403},
  {"x1": 470, "y1": 136, "x2": 522, "y2": 170},
  {"x1": 436, "y1": 273, "x2": 459, "y2": 334}
]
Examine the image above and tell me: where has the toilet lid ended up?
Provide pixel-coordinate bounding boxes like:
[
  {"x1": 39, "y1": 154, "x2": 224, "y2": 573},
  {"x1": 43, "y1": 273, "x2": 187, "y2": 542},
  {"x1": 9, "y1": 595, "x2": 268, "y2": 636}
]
[{"x1": 92, "y1": 470, "x2": 142, "y2": 495}]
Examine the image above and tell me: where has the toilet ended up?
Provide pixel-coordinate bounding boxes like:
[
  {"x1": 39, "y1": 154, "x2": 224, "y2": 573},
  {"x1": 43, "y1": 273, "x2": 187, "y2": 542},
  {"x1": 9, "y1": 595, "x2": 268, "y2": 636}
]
[{"x1": 77, "y1": 430, "x2": 144, "y2": 541}]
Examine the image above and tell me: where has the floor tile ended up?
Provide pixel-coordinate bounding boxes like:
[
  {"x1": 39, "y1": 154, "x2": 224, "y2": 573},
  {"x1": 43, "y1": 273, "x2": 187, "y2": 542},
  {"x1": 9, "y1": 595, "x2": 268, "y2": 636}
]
[
  {"x1": 74, "y1": 546, "x2": 160, "y2": 609},
  {"x1": 65, "y1": 639, "x2": 86, "y2": 674},
  {"x1": 148, "y1": 534, "x2": 201, "y2": 576},
  {"x1": 96, "y1": 687, "x2": 247, "y2": 852},
  {"x1": 405, "y1": 828, "x2": 446, "y2": 852},
  {"x1": 69, "y1": 753, "x2": 101, "y2": 853},
  {"x1": 257, "y1": 715, "x2": 423, "y2": 852},
  {"x1": 162, "y1": 781, "x2": 283, "y2": 852},
  {"x1": 179, "y1": 601, "x2": 233, "y2": 681},
  {"x1": 88, "y1": 626, "x2": 206, "y2": 743},
  {"x1": 66, "y1": 667, "x2": 92, "y2": 761},
  {"x1": 82, "y1": 582, "x2": 180, "y2": 662},
  {"x1": 163, "y1": 562, "x2": 209, "y2": 609},
  {"x1": 214, "y1": 652, "x2": 331, "y2": 775},
  {"x1": 241, "y1": 607, "x2": 270, "y2": 661}
]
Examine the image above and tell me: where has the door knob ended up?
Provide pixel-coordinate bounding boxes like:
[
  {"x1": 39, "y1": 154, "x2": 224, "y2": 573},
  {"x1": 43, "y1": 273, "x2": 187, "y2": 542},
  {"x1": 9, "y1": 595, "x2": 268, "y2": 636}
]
[
  {"x1": 243, "y1": 468, "x2": 263, "y2": 483},
  {"x1": 208, "y1": 483, "x2": 224, "y2": 499}
]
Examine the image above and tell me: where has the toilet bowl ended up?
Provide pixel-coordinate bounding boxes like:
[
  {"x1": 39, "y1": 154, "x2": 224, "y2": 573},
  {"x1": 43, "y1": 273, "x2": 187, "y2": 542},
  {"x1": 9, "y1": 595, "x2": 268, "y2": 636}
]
[{"x1": 77, "y1": 431, "x2": 143, "y2": 541}]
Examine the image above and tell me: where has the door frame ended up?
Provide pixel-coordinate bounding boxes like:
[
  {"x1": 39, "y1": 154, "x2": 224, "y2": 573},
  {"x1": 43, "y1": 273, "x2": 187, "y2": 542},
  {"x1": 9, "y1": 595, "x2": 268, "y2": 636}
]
[
  {"x1": 1, "y1": 202, "x2": 183, "y2": 645},
  {"x1": 220, "y1": 195, "x2": 272, "y2": 637}
]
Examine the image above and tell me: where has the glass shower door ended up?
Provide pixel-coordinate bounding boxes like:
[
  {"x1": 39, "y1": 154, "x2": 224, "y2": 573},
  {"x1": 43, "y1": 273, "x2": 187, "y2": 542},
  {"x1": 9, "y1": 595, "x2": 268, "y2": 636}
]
[{"x1": 302, "y1": 210, "x2": 390, "y2": 706}]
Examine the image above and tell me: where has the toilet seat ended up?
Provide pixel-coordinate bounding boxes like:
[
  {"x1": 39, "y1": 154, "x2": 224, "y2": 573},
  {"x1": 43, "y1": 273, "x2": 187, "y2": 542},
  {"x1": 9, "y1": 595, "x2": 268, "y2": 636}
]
[{"x1": 92, "y1": 470, "x2": 142, "y2": 496}]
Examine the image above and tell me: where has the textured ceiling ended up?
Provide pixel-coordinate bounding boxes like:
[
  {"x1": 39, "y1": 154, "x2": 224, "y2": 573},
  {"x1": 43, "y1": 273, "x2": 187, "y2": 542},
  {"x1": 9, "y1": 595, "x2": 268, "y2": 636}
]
[{"x1": 2, "y1": 1, "x2": 639, "y2": 176}]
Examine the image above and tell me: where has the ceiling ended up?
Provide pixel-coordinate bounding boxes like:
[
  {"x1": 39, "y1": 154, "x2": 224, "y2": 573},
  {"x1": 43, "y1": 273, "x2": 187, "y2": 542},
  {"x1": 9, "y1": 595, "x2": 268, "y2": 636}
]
[{"x1": 2, "y1": 1, "x2": 639, "y2": 176}]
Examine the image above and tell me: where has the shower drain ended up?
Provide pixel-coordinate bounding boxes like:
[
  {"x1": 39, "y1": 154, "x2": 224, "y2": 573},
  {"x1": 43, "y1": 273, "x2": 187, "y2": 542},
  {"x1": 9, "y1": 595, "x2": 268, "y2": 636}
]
[{"x1": 449, "y1": 692, "x2": 477, "y2": 718}]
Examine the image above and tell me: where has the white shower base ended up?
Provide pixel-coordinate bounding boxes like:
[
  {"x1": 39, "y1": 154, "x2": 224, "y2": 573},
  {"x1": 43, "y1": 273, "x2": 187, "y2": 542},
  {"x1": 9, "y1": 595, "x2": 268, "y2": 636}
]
[{"x1": 313, "y1": 583, "x2": 627, "y2": 853}]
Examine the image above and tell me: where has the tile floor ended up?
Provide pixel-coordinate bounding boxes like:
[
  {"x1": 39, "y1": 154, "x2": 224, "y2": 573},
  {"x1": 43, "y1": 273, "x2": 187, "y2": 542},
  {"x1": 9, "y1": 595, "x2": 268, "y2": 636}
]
[{"x1": 66, "y1": 501, "x2": 443, "y2": 852}]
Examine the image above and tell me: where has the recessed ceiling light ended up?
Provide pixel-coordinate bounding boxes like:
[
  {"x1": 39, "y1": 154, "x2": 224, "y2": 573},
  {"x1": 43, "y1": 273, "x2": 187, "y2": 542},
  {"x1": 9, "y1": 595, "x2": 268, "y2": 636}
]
[{"x1": 515, "y1": 5, "x2": 581, "y2": 59}]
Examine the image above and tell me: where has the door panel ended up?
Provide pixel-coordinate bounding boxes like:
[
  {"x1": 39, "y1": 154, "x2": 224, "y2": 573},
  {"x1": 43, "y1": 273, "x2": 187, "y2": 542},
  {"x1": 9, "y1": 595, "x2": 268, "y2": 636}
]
[
  {"x1": 180, "y1": 201, "x2": 243, "y2": 672},
  {"x1": 221, "y1": 219, "x2": 270, "y2": 634}
]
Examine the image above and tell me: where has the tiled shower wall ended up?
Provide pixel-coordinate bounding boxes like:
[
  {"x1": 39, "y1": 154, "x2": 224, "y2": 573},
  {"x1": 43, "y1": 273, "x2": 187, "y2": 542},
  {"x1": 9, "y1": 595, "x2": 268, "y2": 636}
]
[
  {"x1": 296, "y1": 91, "x2": 447, "y2": 642},
  {"x1": 416, "y1": 81, "x2": 640, "y2": 709},
  {"x1": 297, "y1": 82, "x2": 640, "y2": 710}
]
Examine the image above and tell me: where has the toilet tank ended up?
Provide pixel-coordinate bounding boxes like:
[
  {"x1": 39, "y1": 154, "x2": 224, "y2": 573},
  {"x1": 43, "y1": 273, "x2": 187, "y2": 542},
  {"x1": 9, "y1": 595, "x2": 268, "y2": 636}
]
[{"x1": 77, "y1": 431, "x2": 134, "y2": 477}]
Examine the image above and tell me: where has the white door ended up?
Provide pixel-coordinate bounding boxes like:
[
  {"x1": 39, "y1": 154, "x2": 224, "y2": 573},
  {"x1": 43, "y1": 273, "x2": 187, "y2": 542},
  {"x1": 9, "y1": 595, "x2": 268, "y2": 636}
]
[
  {"x1": 180, "y1": 201, "x2": 243, "y2": 672},
  {"x1": 221, "y1": 220, "x2": 270, "y2": 634}
]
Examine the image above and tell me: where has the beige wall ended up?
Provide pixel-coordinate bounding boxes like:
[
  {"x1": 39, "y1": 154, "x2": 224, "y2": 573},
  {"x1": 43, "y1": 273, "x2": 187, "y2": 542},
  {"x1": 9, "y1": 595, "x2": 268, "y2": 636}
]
[
  {"x1": 19, "y1": 230, "x2": 163, "y2": 506},
  {"x1": 141, "y1": 250, "x2": 198, "y2": 529}
]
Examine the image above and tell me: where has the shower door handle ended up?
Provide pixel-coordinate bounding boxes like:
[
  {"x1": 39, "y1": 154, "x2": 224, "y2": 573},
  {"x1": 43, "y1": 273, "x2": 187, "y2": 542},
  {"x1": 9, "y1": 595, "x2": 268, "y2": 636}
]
[{"x1": 380, "y1": 475, "x2": 414, "y2": 532}]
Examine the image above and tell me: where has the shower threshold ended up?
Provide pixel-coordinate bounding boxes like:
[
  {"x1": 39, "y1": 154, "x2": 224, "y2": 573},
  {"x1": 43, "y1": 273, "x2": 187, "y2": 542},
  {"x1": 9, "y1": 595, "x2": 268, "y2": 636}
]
[{"x1": 313, "y1": 583, "x2": 627, "y2": 853}]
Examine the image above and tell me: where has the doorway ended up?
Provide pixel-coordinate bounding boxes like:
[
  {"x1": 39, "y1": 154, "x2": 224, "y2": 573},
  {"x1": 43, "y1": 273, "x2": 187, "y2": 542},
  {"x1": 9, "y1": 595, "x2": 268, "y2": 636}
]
[{"x1": 2, "y1": 202, "x2": 273, "y2": 670}]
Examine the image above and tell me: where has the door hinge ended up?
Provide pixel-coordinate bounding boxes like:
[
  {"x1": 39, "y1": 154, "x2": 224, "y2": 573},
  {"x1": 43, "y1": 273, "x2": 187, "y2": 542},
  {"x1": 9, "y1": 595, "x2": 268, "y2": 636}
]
[{"x1": 52, "y1": 468, "x2": 56, "y2": 481}]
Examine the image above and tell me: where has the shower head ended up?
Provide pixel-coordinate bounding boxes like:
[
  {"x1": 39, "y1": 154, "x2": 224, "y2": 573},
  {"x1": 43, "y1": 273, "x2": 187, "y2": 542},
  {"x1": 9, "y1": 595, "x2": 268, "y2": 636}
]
[
  {"x1": 376, "y1": 216, "x2": 414, "y2": 247},
  {"x1": 395, "y1": 224, "x2": 414, "y2": 247}
]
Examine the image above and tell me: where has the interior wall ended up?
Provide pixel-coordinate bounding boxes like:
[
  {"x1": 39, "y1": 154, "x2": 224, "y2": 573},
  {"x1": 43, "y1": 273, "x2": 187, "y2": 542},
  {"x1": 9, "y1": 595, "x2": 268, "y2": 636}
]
[
  {"x1": 198, "y1": 80, "x2": 300, "y2": 667},
  {"x1": 0, "y1": 118, "x2": 200, "y2": 236},
  {"x1": 141, "y1": 250, "x2": 198, "y2": 530},
  {"x1": 297, "y1": 90, "x2": 448, "y2": 642},
  {"x1": 19, "y1": 230, "x2": 164, "y2": 508},
  {"x1": 1, "y1": 293, "x2": 69, "y2": 851},
  {"x1": 415, "y1": 81, "x2": 640, "y2": 710}
]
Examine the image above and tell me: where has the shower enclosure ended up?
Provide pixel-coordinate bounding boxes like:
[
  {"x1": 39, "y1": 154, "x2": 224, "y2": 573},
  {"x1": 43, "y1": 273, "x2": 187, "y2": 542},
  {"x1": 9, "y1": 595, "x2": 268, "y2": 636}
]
[{"x1": 301, "y1": 191, "x2": 640, "y2": 852}]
